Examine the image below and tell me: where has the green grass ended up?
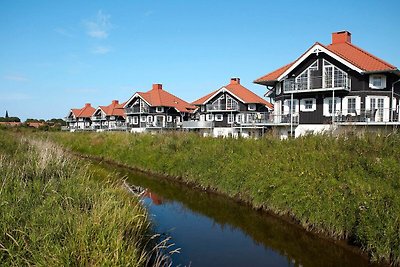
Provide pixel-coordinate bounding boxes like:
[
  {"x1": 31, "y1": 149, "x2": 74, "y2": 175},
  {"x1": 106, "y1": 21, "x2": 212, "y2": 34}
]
[
  {"x1": 0, "y1": 131, "x2": 160, "y2": 266},
  {"x1": 47, "y1": 131, "x2": 400, "y2": 265}
]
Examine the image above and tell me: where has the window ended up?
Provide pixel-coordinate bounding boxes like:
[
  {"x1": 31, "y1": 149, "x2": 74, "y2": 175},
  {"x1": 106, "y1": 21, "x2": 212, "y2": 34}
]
[
  {"x1": 226, "y1": 95, "x2": 238, "y2": 110},
  {"x1": 323, "y1": 59, "x2": 348, "y2": 89},
  {"x1": 201, "y1": 106, "x2": 205, "y2": 112},
  {"x1": 369, "y1": 75, "x2": 386, "y2": 89},
  {"x1": 283, "y1": 99, "x2": 299, "y2": 115},
  {"x1": 366, "y1": 96, "x2": 389, "y2": 122},
  {"x1": 156, "y1": 107, "x2": 164, "y2": 113},
  {"x1": 133, "y1": 116, "x2": 138, "y2": 124},
  {"x1": 323, "y1": 97, "x2": 341, "y2": 116},
  {"x1": 215, "y1": 114, "x2": 223, "y2": 121},
  {"x1": 228, "y1": 114, "x2": 234, "y2": 124},
  {"x1": 248, "y1": 104, "x2": 256, "y2": 111},
  {"x1": 140, "y1": 116, "x2": 146, "y2": 122},
  {"x1": 236, "y1": 114, "x2": 242, "y2": 123},
  {"x1": 283, "y1": 79, "x2": 295, "y2": 92},
  {"x1": 348, "y1": 98, "x2": 356, "y2": 114},
  {"x1": 206, "y1": 114, "x2": 214, "y2": 121},
  {"x1": 147, "y1": 116, "x2": 153, "y2": 123},
  {"x1": 300, "y1": 98, "x2": 316, "y2": 112},
  {"x1": 167, "y1": 116, "x2": 172, "y2": 122},
  {"x1": 295, "y1": 60, "x2": 318, "y2": 91}
]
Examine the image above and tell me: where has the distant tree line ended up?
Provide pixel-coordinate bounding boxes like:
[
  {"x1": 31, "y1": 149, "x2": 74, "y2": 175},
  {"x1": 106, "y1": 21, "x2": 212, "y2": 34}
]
[{"x1": 0, "y1": 117, "x2": 21, "y2": 122}]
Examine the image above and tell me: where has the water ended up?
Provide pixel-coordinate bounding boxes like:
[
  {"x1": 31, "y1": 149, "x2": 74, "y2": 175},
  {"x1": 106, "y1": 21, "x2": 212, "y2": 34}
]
[{"x1": 95, "y1": 163, "x2": 384, "y2": 267}]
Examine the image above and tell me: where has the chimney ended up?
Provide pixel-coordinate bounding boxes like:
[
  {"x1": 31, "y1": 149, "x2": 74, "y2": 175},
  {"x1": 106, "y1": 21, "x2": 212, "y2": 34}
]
[
  {"x1": 112, "y1": 100, "x2": 119, "y2": 105},
  {"x1": 152, "y1": 84, "x2": 163, "y2": 90},
  {"x1": 332, "y1": 31, "x2": 351, "y2": 44},
  {"x1": 230, "y1": 77, "x2": 240, "y2": 85},
  {"x1": 85, "y1": 103, "x2": 91, "y2": 107}
]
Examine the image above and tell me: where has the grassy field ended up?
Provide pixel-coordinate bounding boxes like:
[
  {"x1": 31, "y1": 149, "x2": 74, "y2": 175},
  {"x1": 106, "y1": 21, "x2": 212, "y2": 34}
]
[
  {"x1": 47, "y1": 131, "x2": 400, "y2": 265},
  {"x1": 0, "y1": 130, "x2": 165, "y2": 266}
]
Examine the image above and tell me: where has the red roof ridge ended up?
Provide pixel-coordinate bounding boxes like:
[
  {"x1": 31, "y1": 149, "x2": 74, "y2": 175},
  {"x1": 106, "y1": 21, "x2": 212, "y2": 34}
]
[{"x1": 327, "y1": 41, "x2": 397, "y2": 71}]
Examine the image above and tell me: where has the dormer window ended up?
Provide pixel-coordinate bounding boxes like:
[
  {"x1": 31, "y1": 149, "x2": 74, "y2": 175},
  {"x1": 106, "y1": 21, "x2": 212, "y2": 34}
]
[
  {"x1": 369, "y1": 75, "x2": 386, "y2": 89},
  {"x1": 156, "y1": 107, "x2": 164, "y2": 113}
]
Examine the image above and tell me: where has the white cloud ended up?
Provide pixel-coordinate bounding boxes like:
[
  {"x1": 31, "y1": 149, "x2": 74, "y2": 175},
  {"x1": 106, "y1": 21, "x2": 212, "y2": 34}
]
[
  {"x1": 3, "y1": 75, "x2": 28, "y2": 82},
  {"x1": 84, "y1": 10, "x2": 113, "y2": 39},
  {"x1": 92, "y1": 46, "x2": 112, "y2": 54}
]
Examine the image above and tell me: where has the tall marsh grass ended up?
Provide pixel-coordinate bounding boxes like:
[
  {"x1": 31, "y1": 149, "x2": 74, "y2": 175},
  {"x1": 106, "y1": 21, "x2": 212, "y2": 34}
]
[
  {"x1": 0, "y1": 131, "x2": 164, "y2": 266},
  {"x1": 48, "y1": 131, "x2": 400, "y2": 265}
]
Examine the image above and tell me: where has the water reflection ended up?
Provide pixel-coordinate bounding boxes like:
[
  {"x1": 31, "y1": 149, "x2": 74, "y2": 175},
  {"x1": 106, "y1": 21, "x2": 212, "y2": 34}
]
[{"x1": 94, "y1": 163, "x2": 385, "y2": 267}]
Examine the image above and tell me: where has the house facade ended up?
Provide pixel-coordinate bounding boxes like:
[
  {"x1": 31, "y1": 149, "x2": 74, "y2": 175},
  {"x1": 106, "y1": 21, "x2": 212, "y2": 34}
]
[
  {"x1": 254, "y1": 31, "x2": 400, "y2": 138},
  {"x1": 187, "y1": 78, "x2": 273, "y2": 138},
  {"x1": 123, "y1": 84, "x2": 196, "y2": 133},
  {"x1": 92, "y1": 100, "x2": 126, "y2": 131},
  {"x1": 65, "y1": 103, "x2": 96, "y2": 131}
]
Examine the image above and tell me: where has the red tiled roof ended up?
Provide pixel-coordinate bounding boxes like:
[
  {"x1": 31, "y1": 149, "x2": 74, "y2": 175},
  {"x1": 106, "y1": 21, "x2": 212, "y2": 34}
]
[
  {"x1": 326, "y1": 42, "x2": 397, "y2": 72},
  {"x1": 71, "y1": 104, "x2": 95, "y2": 118},
  {"x1": 254, "y1": 33, "x2": 398, "y2": 84},
  {"x1": 99, "y1": 100, "x2": 126, "y2": 117},
  {"x1": 136, "y1": 84, "x2": 196, "y2": 113},
  {"x1": 27, "y1": 122, "x2": 46, "y2": 128},
  {"x1": 0, "y1": 122, "x2": 22, "y2": 127},
  {"x1": 192, "y1": 79, "x2": 273, "y2": 109},
  {"x1": 254, "y1": 62, "x2": 294, "y2": 84}
]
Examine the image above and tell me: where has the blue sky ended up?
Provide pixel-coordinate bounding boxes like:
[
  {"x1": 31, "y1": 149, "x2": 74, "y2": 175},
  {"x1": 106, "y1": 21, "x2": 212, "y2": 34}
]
[{"x1": 1, "y1": 0, "x2": 399, "y2": 120}]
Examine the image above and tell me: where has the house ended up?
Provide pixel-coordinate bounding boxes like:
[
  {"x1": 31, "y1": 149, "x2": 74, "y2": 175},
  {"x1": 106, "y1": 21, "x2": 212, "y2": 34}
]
[
  {"x1": 254, "y1": 31, "x2": 400, "y2": 138},
  {"x1": 92, "y1": 100, "x2": 126, "y2": 131},
  {"x1": 188, "y1": 78, "x2": 273, "y2": 138},
  {"x1": 123, "y1": 83, "x2": 196, "y2": 133},
  {"x1": 65, "y1": 103, "x2": 96, "y2": 131}
]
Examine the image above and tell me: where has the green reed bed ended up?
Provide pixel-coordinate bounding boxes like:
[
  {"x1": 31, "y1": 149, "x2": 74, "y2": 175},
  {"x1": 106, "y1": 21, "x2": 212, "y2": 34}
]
[
  {"x1": 48, "y1": 131, "x2": 400, "y2": 265},
  {"x1": 0, "y1": 131, "x2": 159, "y2": 266}
]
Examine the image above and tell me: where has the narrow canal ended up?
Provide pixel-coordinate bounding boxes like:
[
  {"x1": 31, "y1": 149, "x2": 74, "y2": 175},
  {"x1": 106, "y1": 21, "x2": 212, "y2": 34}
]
[{"x1": 93, "y1": 162, "x2": 384, "y2": 267}]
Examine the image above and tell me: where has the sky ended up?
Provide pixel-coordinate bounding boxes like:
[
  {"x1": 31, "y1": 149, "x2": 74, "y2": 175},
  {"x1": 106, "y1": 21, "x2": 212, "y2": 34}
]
[{"x1": 1, "y1": 0, "x2": 399, "y2": 120}]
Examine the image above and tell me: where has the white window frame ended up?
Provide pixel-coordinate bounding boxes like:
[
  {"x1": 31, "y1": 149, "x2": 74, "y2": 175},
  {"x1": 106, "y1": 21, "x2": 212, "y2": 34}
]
[
  {"x1": 248, "y1": 104, "x2": 256, "y2": 111},
  {"x1": 201, "y1": 106, "x2": 205, "y2": 112},
  {"x1": 140, "y1": 116, "x2": 146, "y2": 123},
  {"x1": 166, "y1": 116, "x2": 172, "y2": 122},
  {"x1": 215, "y1": 114, "x2": 223, "y2": 121},
  {"x1": 369, "y1": 75, "x2": 386, "y2": 89},
  {"x1": 323, "y1": 59, "x2": 348, "y2": 89},
  {"x1": 323, "y1": 97, "x2": 341, "y2": 117},
  {"x1": 283, "y1": 99, "x2": 299, "y2": 115},
  {"x1": 147, "y1": 116, "x2": 153, "y2": 123},
  {"x1": 206, "y1": 114, "x2": 214, "y2": 121},
  {"x1": 156, "y1": 107, "x2": 164, "y2": 113},
  {"x1": 227, "y1": 114, "x2": 234, "y2": 124},
  {"x1": 300, "y1": 98, "x2": 316, "y2": 112},
  {"x1": 341, "y1": 96, "x2": 361, "y2": 116},
  {"x1": 365, "y1": 95, "x2": 390, "y2": 122},
  {"x1": 295, "y1": 60, "x2": 318, "y2": 91},
  {"x1": 236, "y1": 114, "x2": 242, "y2": 123},
  {"x1": 226, "y1": 95, "x2": 238, "y2": 110},
  {"x1": 133, "y1": 116, "x2": 139, "y2": 125}
]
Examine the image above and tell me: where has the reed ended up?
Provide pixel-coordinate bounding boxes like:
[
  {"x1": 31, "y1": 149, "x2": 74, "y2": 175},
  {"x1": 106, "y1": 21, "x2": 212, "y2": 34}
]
[
  {"x1": 0, "y1": 131, "x2": 170, "y2": 266},
  {"x1": 47, "y1": 131, "x2": 400, "y2": 265}
]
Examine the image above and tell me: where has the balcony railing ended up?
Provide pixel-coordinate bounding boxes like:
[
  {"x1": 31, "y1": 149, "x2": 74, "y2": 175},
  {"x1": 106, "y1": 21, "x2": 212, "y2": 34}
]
[
  {"x1": 91, "y1": 116, "x2": 104, "y2": 121},
  {"x1": 206, "y1": 103, "x2": 240, "y2": 112},
  {"x1": 283, "y1": 76, "x2": 351, "y2": 93},
  {"x1": 182, "y1": 121, "x2": 214, "y2": 128},
  {"x1": 125, "y1": 106, "x2": 149, "y2": 114},
  {"x1": 240, "y1": 112, "x2": 299, "y2": 125},
  {"x1": 332, "y1": 108, "x2": 398, "y2": 124}
]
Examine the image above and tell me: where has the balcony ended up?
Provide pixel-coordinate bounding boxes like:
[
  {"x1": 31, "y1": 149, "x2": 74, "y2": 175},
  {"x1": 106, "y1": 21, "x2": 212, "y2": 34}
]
[
  {"x1": 125, "y1": 106, "x2": 149, "y2": 114},
  {"x1": 91, "y1": 116, "x2": 104, "y2": 121},
  {"x1": 206, "y1": 103, "x2": 240, "y2": 112},
  {"x1": 333, "y1": 108, "x2": 399, "y2": 124},
  {"x1": 283, "y1": 76, "x2": 351, "y2": 93},
  {"x1": 240, "y1": 112, "x2": 299, "y2": 125}
]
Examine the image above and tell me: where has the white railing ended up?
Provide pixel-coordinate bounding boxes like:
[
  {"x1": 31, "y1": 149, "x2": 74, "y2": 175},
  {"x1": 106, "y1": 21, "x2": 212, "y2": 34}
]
[
  {"x1": 206, "y1": 103, "x2": 240, "y2": 112},
  {"x1": 283, "y1": 76, "x2": 351, "y2": 93},
  {"x1": 125, "y1": 106, "x2": 149, "y2": 114}
]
